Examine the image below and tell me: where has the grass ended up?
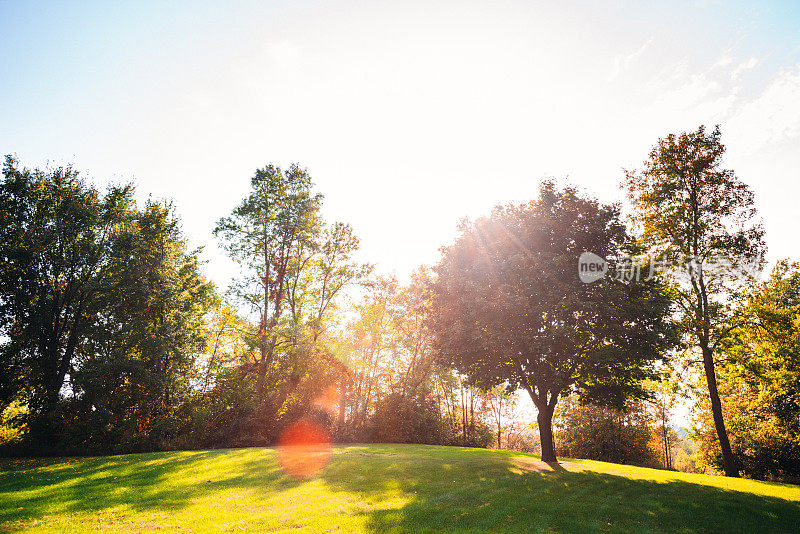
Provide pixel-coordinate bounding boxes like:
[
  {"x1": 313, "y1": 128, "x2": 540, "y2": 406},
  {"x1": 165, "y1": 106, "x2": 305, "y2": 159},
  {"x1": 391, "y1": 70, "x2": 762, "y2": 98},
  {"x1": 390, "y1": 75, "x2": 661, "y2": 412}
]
[{"x1": 1, "y1": 444, "x2": 799, "y2": 533}]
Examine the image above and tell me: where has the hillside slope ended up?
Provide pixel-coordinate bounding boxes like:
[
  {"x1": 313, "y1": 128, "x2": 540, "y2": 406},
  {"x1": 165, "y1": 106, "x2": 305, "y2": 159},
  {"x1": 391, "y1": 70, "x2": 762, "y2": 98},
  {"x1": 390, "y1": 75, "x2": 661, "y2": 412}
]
[{"x1": 2, "y1": 444, "x2": 799, "y2": 532}]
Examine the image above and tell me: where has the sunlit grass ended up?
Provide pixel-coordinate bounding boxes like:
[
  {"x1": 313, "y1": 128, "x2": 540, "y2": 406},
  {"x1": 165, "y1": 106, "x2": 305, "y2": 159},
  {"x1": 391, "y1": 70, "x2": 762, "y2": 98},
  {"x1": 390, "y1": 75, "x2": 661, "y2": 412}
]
[{"x1": 2, "y1": 444, "x2": 799, "y2": 532}]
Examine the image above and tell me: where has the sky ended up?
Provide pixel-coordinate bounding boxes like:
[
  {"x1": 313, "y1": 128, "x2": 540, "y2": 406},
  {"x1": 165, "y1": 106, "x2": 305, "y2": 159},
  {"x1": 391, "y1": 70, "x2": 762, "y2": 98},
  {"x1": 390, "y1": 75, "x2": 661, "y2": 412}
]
[{"x1": 2, "y1": 0, "x2": 800, "y2": 289}]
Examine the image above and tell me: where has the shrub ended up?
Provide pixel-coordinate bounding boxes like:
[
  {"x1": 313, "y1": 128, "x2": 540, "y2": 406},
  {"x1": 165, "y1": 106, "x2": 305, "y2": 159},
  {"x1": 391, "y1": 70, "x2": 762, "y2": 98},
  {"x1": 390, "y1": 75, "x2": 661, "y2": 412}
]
[{"x1": 555, "y1": 397, "x2": 661, "y2": 467}]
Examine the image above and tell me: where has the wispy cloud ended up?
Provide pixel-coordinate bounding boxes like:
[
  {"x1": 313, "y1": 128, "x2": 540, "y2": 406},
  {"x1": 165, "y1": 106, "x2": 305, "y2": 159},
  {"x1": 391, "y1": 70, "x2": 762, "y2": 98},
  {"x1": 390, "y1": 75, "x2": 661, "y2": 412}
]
[
  {"x1": 731, "y1": 57, "x2": 760, "y2": 80},
  {"x1": 642, "y1": 58, "x2": 740, "y2": 125},
  {"x1": 608, "y1": 38, "x2": 653, "y2": 82},
  {"x1": 727, "y1": 64, "x2": 800, "y2": 154},
  {"x1": 710, "y1": 50, "x2": 734, "y2": 71}
]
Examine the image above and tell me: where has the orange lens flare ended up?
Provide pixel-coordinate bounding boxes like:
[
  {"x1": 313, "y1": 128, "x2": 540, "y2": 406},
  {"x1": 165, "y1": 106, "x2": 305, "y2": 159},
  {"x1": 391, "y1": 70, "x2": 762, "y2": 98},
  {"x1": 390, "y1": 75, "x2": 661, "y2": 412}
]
[{"x1": 277, "y1": 419, "x2": 332, "y2": 479}]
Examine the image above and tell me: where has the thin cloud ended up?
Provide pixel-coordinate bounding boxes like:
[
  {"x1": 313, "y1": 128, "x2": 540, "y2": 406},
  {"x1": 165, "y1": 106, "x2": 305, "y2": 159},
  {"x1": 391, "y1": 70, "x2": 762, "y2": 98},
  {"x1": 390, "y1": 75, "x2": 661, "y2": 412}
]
[
  {"x1": 731, "y1": 57, "x2": 760, "y2": 80},
  {"x1": 608, "y1": 38, "x2": 653, "y2": 82},
  {"x1": 727, "y1": 63, "x2": 800, "y2": 154}
]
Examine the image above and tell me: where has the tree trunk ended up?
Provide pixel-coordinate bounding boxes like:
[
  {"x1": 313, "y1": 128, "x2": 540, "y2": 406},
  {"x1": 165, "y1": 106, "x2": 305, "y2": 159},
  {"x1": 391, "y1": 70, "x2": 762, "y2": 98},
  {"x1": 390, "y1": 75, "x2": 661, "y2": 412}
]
[
  {"x1": 469, "y1": 390, "x2": 475, "y2": 438},
  {"x1": 537, "y1": 406, "x2": 556, "y2": 462},
  {"x1": 702, "y1": 345, "x2": 738, "y2": 477},
  {"x1": 660, "y1": 403, "x2": 673, "y2": 470},
  {"x1": 337, "y1": 375, "x2": 348, "y2": 436},
  {"x1": 461, "y1": 386, "x2": 467, "y2": 445}
]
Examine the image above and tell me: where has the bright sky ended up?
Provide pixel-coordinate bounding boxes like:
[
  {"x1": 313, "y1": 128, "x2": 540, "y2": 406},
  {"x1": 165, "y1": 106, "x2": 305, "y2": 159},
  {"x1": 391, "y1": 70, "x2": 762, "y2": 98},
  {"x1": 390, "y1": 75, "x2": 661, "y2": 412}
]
[{"x1": 2, "y1": 0, "x2": 799, "y2": 290}]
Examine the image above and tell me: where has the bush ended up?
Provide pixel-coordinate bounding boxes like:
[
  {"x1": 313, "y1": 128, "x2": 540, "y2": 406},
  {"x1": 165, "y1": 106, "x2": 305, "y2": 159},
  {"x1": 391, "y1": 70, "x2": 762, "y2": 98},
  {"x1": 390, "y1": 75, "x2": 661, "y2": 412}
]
[
  {"x1": 555, "y1": 398, "x2": 661, "y2": 467},
  {"x1": 373, "y1": 392, "x2": 448, "y2": 445}
]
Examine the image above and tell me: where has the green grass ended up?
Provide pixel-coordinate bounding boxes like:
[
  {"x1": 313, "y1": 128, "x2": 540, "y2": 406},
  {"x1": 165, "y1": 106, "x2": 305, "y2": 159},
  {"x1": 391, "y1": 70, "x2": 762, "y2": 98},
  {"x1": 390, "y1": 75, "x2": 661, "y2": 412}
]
[{"x1": 1, "y1": 444, "x2": 799, "y2": 533}]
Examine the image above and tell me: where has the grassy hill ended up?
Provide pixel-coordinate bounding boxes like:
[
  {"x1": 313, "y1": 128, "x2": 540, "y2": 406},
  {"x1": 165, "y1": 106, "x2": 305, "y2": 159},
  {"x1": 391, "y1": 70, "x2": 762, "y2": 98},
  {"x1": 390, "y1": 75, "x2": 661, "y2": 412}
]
[{"x1": 2, "y1": 444, "x2": 799, "y2": 533}]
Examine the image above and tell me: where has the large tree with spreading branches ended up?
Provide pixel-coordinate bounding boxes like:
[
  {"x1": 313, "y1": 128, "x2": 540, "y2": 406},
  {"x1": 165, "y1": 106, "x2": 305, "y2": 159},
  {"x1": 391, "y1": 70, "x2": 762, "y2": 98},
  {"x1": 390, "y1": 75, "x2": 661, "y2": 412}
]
[{"x1": 430, "y1": 182, "x2": 676, "y2": 461}]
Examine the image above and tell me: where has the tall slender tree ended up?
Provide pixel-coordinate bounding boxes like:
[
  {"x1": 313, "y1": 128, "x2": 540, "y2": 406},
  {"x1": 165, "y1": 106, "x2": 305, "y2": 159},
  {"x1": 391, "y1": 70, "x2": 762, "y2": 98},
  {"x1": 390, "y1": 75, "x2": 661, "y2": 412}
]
[
  {"x1": 625, "y1": 125, "x2": 766, "y2": 477},
  {"x1": 480, "y1": 384, "x2": 515, "y2": 449},
  {"x1": 214, "y1": 164, "x2": 323, "y2": 395},
  {"x1": 214, "y1": 163, "x2": 368, "y2": 435}
]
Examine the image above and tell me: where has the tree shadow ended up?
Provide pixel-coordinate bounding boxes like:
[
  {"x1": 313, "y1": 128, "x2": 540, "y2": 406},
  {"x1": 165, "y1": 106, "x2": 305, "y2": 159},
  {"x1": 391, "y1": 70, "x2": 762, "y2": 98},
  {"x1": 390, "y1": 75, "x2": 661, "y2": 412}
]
[
  {"x1": 0, "y1": 447, "x2": 302, "y2": 527},
  {"x1": 318, "y1": 445, "x2": 800, "y2": 533},
  {"x1": 2, "y1": 444, "x2": 799, "y2": 533}
]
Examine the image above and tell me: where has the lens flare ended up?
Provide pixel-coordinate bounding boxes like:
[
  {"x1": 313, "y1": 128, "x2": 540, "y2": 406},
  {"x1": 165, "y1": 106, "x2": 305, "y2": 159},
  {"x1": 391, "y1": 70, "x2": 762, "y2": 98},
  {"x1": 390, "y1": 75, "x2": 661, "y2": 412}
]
[{"x1": 277, "y1": 419, "x2": 332, "y2": 479}]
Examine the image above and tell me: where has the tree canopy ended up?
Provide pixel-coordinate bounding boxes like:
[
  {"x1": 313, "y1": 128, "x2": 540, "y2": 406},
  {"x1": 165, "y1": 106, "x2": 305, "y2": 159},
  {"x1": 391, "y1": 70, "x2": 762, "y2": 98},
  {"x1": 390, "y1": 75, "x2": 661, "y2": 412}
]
[
  {"x1": 0, "y1": 156, "x2": 214, "y2": 451},
  {"x1": 430, "y1": 182, "x2": 676, "y2": 461},
  {"x1": 625, "y1": 125, "x2": 766, "y2": 477}
]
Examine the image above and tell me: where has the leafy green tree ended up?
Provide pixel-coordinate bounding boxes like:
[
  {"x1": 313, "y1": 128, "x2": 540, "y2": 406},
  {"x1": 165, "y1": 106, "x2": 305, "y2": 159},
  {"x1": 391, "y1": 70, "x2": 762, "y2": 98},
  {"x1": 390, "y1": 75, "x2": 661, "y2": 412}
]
[
  {"x1": 625, "y1": 125, "x2": 766, "y2": 476},
  {"x1": 71, "y1": 201, "x2": 215, "y2": 451},
  {"x1": 0, "y1": 156, "x2": 215, "y2": 452},
  {"x1": 695, "y1": 260, "x2": 800, "y2": 480},
  {"x1": 430, "y1": 182, "x2": 675, "y2": 461},
  {"x1": 214, "y1": 164, "x2": 324, "y2": 396},
  {"x1": 0, "y1": 156, "x2": 134, "y2": 439},
  {"x1": 213, "y1": 163, "x2": 368, "y2": 441}
]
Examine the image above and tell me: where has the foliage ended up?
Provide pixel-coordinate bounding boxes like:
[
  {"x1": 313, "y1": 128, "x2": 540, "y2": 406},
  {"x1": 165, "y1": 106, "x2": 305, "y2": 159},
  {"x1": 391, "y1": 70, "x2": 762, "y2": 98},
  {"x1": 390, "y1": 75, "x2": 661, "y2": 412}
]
[
  {"x1": 695, "y1": 260, "x2": 800, "y2": 481},
  {"x1": 0, "y1": 402, "x2": 26, "y2": 445},
  {"x1": 210, "y1": 163, "x2": 369, "y2": 445},
  {"x1": 213, "y1": 163, "x2": 324, "y2": 394},
  {"x1": 672, "y1": 428, "x2": 703, "y2": 473},
  {"x1": 555, "y1": 396, "x2": 661, "y2": 467},
  {"x1": 0, "y1": 156, "x2": 135, "y2": 438},
  {"x1": 430, "y1": 181, "x2": 676, "y2": 461},
  {"x1": 66, "y1": 201, "x2": 216, "y2": 453},
  {"x1": 0, "y1": 156, "x2": 215, "y2": 454},
  {"x1": 372, "y1": 391, "x2": 449, "y2": 444},
  {"x1": 334, "y1": 272, "x2": 471, "y2": 445},
  {"x1": 625, "y1": 125, "x2": 766, "y2": 477},
  {"x1": 5, "y1": 148, "x2": 799, "y2": 490},
  {"x1": 478, "y1": 384, "x2": 515, "y2": 449}
]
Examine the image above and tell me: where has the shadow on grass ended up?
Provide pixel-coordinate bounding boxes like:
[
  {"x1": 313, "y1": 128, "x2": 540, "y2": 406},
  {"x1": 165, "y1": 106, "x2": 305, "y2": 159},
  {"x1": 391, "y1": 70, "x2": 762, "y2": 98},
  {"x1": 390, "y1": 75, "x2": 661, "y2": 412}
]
[
  {"x1": 319, "y1": 445, "x2": 800, "y2": 533},
  {"x1": 1, "y1": 444, "x2": 799, "y2": 533},
  {"x1": 0, "y1": 447, "x2": 301, "y2": 527}
]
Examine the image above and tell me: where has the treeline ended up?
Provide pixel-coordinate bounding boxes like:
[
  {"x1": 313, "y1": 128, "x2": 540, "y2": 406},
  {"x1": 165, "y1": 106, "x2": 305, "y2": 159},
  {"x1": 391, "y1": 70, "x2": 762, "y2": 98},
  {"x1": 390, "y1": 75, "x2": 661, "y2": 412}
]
[
  {"x1": 1, "y1": 126, "x2": 799, "y2": 483},
  {"x1": 0, "y1": 158, "x2": 493, "y2": 454},
  {"x1": 0, "y1": 157, "x2": 214, "y2": 452}
]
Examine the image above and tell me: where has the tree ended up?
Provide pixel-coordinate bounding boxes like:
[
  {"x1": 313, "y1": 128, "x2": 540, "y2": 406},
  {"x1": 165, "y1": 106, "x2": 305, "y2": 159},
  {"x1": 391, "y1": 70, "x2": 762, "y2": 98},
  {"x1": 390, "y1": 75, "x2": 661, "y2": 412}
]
[
  {"x1": 480, "y1": 384, "x2": 515, "y2": 449},
  {"x1": 0, "y1": 156, "x2": 216, "y2": 453},
  {"x1": 430, "y1": 182, "x2": 675, "y2": 461},
  {"x1": 70, "y1": 201, "x2": 215, "y2": 451},
  {"x1": 0, "y1": 155, "x2": 134, "y2": 439},
  {"x1": 214, "y1": 164, "x2": 324, "y2": 397},
  {"x1": 648, "y1": 380, "x2": 680, "y2": 470},
  {"x1": 695, "y1": 260, "x2": 800, "y2": 480},
  {"x1": 213, "y1": 163, "x2": 368, "y2": 441},
  {"x1": 198, "y1": 304, "x2": 247, "y2": 393},
  {"x1": 625, "y1": 125, "x2": 766, "y2": 476},
  {"x1": 339, "y1": 276, "x2": 400, "y2": 438},
  {"x1": 393, "y1": 269, "x2": 437, "y2": 401}
]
